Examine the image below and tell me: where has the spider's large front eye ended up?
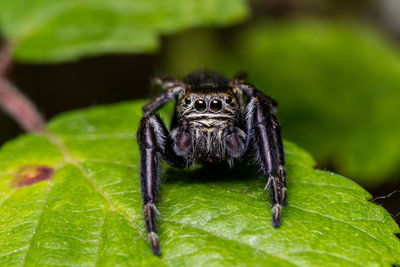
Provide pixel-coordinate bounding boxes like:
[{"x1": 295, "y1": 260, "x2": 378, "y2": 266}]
[
  {"x1": 185, "y1": 97, "x2": 191, "y2": 104},
  {"x1": 194, "y1": 99, "x2": 207, "y2": 112},
  {"x1": 210, "y1": 99, "x2": 222, "y2": 112}
]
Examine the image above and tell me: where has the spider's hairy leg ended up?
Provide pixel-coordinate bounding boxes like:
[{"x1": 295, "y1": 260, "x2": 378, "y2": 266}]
[
  {"x1": 232, "y1": 81, "x2": 279, "y2": 114},
  {"x1": 153, "y1": 75, "x2": 182, "y2": 90},
  {"x1": 137, "y1": 114, "x2": 184, "y2": 255},
  {"x1": 244, "y1": 96, "x2": 287, "y2": 227},
  {"x1": 142, "y1": 77, "x2": 185, "y2": 115}
]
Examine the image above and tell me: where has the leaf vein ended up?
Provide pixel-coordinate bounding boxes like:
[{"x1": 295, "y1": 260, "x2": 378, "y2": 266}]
[
  {"x1": 287, "y1": 249, "x2": 364, "y2": 266},
  {"x1": 162, "y1": 218, "x2": 300, "y2": 267},
  {"x1": 93, "y1": 212, "x2": 107, "y2": 267},
  {"x1": 206, "y1": 183, "x2": 397, "y2": 254},
  {"x1": 21, "y1": 179, "x2": 55, "y2": 267},
  {"x1": 288, "y1": 204, "x2": 396, "y2": 253}
]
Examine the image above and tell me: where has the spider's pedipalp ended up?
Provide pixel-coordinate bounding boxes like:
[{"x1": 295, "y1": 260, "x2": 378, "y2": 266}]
[{"x1": 224, "y1": 121, "x2": 246, "y2": 158}]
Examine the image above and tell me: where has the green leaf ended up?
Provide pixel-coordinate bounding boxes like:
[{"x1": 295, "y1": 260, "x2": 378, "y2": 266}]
[
  {"x1": 0, "y1": 0, "x2": 249, "y2": 63},
  {"x1": 0, "y1": 100, "x2": 399, "y2": 266},
  {"x1": 162, "y1": 20, "x2": 400, "y2": 185}
]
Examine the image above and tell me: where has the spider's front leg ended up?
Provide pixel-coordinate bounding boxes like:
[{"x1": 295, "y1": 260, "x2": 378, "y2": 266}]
[
  {"x1": 137, "y1": 114, "x2": 185, "y2": 255},
  {"x1": 142, "y1": 76, "x2": 185, "y2": 115},
  {"x1": 244, "y1": 96, "x2": 287, "y2": 227}
]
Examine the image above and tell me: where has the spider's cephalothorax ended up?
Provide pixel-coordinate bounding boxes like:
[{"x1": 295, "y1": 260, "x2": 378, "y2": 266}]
[{"x1": 137, "y1": 71, "x2": 287, "y2": 255}]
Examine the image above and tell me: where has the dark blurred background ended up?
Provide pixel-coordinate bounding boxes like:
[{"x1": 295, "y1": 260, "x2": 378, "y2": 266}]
[{"x1": 1, "y1": 0, "x2": 399, "y2": 223}]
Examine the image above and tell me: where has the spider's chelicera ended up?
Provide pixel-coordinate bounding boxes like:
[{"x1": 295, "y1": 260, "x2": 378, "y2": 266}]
[{"x1": 137, "y1": 71, "x2": 287, "y2": 255}]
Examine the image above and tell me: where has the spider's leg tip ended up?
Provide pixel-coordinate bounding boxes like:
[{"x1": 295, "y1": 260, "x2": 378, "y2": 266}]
[
  {"x1": 272, "y1": 219, "x2": 281, "y2": 228},
  {"x1": 152, "y1": 247, "x2": 161, "y2": 256},
  {"x1": 271, "y1": 204, "x2": 282, "y2": 228},
  {"x1": 149, "y1": 232, "x2": 161, "y2": 256}
]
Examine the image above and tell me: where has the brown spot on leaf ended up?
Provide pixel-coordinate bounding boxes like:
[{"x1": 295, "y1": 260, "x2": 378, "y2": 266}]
[{"x1": 12, "y1": 165, "x2": 54, "y2": 188}]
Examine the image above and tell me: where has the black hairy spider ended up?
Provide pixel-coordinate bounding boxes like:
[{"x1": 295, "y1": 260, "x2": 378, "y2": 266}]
[{"x1": 137, "y1": 70, "x2": 286, "y2": 255}]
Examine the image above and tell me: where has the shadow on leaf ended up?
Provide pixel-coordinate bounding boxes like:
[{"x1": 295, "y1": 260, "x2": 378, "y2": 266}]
[{"x1": 163, "y1": 161, "x2": 262, "y2": 185}]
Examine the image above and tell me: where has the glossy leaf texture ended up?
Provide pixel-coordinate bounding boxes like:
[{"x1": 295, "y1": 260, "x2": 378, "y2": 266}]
[
  {"x1": 0, "y1": 0, "x2": 248, "y2": 63},
  {"x1": 162, "y1": 20, "x2": 400, "y2": 186},
  {"x1": 0, "y1": 100, "x2": 399, "y2": 266}
]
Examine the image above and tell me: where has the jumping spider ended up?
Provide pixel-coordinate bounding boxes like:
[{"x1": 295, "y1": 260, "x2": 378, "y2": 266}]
[{"x1": 137, "y1": 71, "x2": 287, "y2": 255}]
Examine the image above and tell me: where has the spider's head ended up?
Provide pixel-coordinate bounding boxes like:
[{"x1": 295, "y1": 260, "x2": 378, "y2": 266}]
[{"x1": 177, "y1": 85, "x2": 240, "y2": 119}]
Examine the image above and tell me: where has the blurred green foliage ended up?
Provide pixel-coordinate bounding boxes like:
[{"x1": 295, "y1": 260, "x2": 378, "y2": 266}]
[
  {"x1": 0, "y1": 0, "x2": 248, "y2": 62},
  {"x1": 0, "y1": 0, "x2": 399, "y2": 186},
  {"x1": 162, "y1": 20, "x2": 400, "y2": 186}
]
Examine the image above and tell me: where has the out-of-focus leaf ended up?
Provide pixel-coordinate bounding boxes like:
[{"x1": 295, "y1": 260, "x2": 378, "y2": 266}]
[
  {"x1": 0, "y1": 0, "x2": 249, "y2": 62},
  {"x1": 0, "y1": 100, "x2": 399, "y2": 266},
  {"x1": 162, "y1": 20, "x2": 400, "y2": 185}
]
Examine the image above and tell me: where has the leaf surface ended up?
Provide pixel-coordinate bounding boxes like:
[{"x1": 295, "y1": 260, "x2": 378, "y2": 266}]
[
  {"x1": 0, "y1": 0, "x2": 248, "y2": 62},
  {"x1": 0, "y1": 101, "x2": 399, "y2": 266}
]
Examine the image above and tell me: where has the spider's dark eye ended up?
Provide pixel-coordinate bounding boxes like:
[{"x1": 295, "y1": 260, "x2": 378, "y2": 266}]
[
  {"x1": 210, "y1": 99, "x2": 222, "y2": 112},
  {"x1": 185, "y1": 97, "x2": 191, "y2": 104},
  {"x1": 225, "y1": 97, "x2": 232, "y2": 104},
  {"x1": 194, "y1": 99, "x2": 207, "y2": 112}
]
